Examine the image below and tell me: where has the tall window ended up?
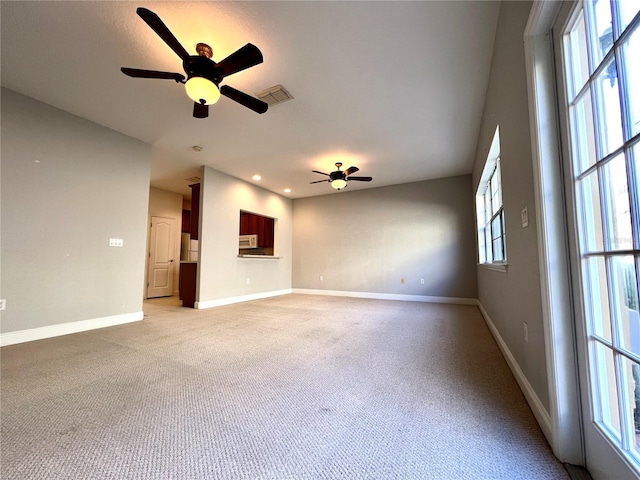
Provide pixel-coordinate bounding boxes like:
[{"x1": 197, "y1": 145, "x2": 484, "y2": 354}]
[
  {"x1": 562, "y1": 0, "x2": 640, "y2": 468},
  {"x1": 476, "y1": 126, "x2": 506, "y2": 266}
]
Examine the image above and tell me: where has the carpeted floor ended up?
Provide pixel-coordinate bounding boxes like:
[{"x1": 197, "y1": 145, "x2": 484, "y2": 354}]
[{"x1": 1, "y1": 294, "x2": 570, "y2": 479}]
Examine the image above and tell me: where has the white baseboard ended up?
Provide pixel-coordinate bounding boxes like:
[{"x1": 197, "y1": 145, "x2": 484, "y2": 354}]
[
  {"x1": 195, "y1": 289, "x2": 293, "y2": 309},
  {"x1": 477, "y1": 301, "x2": 553, "y2": 443},
  {"x1": 292, "y1": 288, "x2": 478, "y2": 305},
  {"x1": 0, "y1": 311, "x2": 144, "y2": 347}
]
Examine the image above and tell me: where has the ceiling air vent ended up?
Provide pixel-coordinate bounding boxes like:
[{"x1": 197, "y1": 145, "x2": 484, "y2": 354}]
[{"x1": 256, "y1": 84, "x2": 293, "y2": 106}]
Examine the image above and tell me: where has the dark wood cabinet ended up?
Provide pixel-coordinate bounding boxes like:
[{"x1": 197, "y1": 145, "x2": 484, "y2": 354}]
[
  {"x1": 260, "y1": 217, "x2": 274, "y2": 248},
  {"x1": 179, "y1": 262, "x2": 197, "y2": 308},
  {"x1": 182, "y1": 209, "x2": 191, "y2": 233},
  {"x1": 239, "y1": 211, "x2": 274, "y2": 248},
  {"x1": 189, "y1": 183, "x2": 200, "y2": 240}
]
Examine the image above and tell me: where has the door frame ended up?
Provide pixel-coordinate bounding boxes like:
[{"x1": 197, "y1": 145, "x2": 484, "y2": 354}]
[
  {"x1": 526, "y1": 1, "x2": 640, "y2": 478},
  {"x1": 524, "y1": 0, "x2": 583, "y2": 465}
]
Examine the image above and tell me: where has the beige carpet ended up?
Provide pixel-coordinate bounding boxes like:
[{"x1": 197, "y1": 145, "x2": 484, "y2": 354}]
[{"x1": 1, "y1": 294, "x2": 569, "y2": 479}]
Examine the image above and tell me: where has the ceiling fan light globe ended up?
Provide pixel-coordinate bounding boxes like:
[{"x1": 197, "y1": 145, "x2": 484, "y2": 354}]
[
  {"x1": 185, "y1": 77, "x2": 220, "y2": 105},
  {"x1": 331, "y1": 179, "x2": 347, "y2": 190}
]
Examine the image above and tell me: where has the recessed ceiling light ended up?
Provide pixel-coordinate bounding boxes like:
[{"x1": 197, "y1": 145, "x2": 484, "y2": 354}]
[
  {"x1": 252, "y1": 175, "x2": 261, "y2": 181},
  {"x1": 192, "y1": 145, "x2": 203, "y2": 152},
  {"x1": 284, "y1": 188, "x2": 291, "y2": 193}
]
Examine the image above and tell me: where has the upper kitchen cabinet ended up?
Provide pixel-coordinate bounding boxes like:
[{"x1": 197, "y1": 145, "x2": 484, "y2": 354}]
[
  {"x1": 189, "y1": 183, "x2": 200, "y2": 240},
  {"x1": 239, "y1": 211, "x2": 274, "y2": 249}
]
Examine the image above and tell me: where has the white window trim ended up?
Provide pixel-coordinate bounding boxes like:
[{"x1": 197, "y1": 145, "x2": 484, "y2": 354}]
[
  {"x1": 476, "y1": 126, "x2": 508, "y2": 269},
  {"x1": 478, "y1": 262, "x2": 509, "y2": 273},
  {"x1": 524, "y1": 0, "x2": 582, "y2": 465}
]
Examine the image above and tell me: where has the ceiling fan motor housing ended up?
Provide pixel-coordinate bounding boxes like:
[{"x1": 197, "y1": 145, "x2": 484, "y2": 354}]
[{"x1": 183, "y1": 55, "x2": 222, "y2": 86}]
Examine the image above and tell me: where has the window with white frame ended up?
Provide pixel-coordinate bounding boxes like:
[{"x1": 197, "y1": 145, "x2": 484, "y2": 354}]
[
  {"x1": 561, "y1": 0, "x2": 640, "y2": 467},
  {"x1": 476, "y1": 126, "x2": 506, "y2": 266}
]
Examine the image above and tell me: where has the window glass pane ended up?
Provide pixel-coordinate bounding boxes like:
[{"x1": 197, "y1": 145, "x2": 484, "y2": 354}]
[
  {"x1": 603, "y1": 154, "x2": 633, "y2": 250},
  {"x1": 614, "y1": 255, "x2": 640, "y2": 356},
  {"x1": 628, "y1": 358, "x2": 640, "y2": 455},
  {"x1": 596, "y1": 57, "x2": 624, "y2": 157},
  {"x1": 619, "y1": 0, "x2": 640, "y2": 34},
  {"x1": 493, "y1": 237, "x2": 504, "y2": 262},
  {"x1": 567, "y1": 9, "x2": 590, "y2": 98},
  {"x1": 491, "y1": 185, "x2": 501, "y2": 215},
  {"x1": 622, "y1": 27, "x2": 640, "y2": 137},
  {"x1": 579, "y1": 170, "x2": 605, "y2": 252},
  {"x1": 495, "y1": 162, "x2": 502, "y2": 208},
  {"x1": 485, "y1": 227, "x2": 492, "y2": 262},
  {"x1": 594, "y1": 342, "x2": 622, "y2": 438},
  {"x1": 591, "y1": 0, "x2": 614, "y2": 67},
  {"x1": 572, "y1": 92, "x2": 598, "y2": 173},
  {"x1": 491, "y1": 214, "x2": 502, "y2": 240},
  {"x1": 635, "y1": 145, "x2": 640, "y2": 247},
  {"x1": 585, "y1": 256, "x2": 613, "y2": 342},
  {"x1": 485, "y1": 189, "x2": 492, "y2": 218},
  {"x1": 500, "y1": 211, "x2": 506, "y2": 260}
]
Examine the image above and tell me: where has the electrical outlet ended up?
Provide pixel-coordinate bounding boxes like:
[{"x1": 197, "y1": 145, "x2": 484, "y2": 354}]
[
  {"x1": 420, "y1": 278, "x2": 425, "y2": 285},
  {"x1": 246, "y1": 278, "x2": 250, "y2": 285},
  {"x1": 0, "y1": 299, "x2": 6, "y2": 311},
  {"x1": 523, "y1": 322, "x2": 529, "y2": 342},
  {"x1": 320, "y1": 275, "x2": 323, "y2": 281},
  {"x1": 401, "y1": 278, "x2": 405, "y2": 284},
  {"x1": 109, "y1": 238, "x2": 124, "y2": 247}
]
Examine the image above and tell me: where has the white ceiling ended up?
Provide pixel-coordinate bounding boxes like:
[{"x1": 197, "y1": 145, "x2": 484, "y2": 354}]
[{"x1": 1, "y1": 1, "x2": 500, "y2": 199}]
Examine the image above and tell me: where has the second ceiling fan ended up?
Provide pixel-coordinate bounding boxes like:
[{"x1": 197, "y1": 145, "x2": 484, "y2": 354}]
[
  {"x1": 121, "y1": 7, "x2": 268, "y2": 118},
  {"x1": 310, "y1": 163, "x2": 372, "y2": 190}
]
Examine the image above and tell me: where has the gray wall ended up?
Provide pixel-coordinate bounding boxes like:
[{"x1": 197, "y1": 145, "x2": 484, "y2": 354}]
[
  {"x1": 471, "y1": 1, "x2": 550, "y2": 411},
  {"x1": 292, "y1": 175, "x2": 477, "y2": 299},
  {"x1": 197, "y1": 166, "x2": 293, "y2": 305},
  {"x1": 1, "y1": 88, "x2": 151, "y2": 333}
]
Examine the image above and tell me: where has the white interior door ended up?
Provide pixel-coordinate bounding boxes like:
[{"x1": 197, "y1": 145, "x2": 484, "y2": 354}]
[
  {"x1": 555, "y1": 2, "x2": 640, "y2": 478},
  {"x1": 147, "y1": 216, "x2": 175, "y2": 298}
]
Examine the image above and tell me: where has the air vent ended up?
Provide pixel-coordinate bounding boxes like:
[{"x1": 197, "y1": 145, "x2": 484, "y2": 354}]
[
  {"x1": 256, "y1": 84, "x2": 293, "y2": 106},
  {"x1": 185, "y1": 176, "x2": 201, "y2": 183}
]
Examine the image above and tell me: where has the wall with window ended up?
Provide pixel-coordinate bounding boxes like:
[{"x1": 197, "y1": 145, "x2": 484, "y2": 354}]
[
  {"x1": 292, "y1": 175, "x2": 477, "y2": 300},
  {"x1": 471, "y1": 1, "x2": 552, "y2": 411}
]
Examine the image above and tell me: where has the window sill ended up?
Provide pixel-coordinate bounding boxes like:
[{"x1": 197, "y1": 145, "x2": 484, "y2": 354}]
[
  {"x1": 237, "y1": 255, "x2": 281, "y2": 259},
  {"x1": 477, "y1": 262, "x2": 508, "y2": 273}
]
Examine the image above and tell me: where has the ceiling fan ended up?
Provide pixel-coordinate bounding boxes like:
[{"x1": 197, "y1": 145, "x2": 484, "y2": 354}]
[
  {"x1": 120, "y1": 7, "x2": 268, "y2": 118},
  {"x1": 310, "y1": 163, "x2": 372, "y2": 190}
]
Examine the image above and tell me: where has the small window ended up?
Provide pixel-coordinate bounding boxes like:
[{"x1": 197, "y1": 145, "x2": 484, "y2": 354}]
[{"x1": 476, "y1": 126, "x2": 506, "y2": 266}]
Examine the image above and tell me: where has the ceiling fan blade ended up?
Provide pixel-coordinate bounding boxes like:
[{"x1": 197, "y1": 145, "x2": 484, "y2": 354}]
[
  {"x1": 346, "y1": 176, "x2": 372, "y2": 182},
  {"x1": 216, "y1": 44, "x2": 264, "y2": 78},
  {"x1": 121, "y1": 67, "x2": 185, "y2": 82},
  {"x1": 220, "y1": 85, "x2": 268, "y2": 114},
  {"x1": 136, "y1": 8, "x2": 190, "y2": 61},
  {"x1": 193, "y1": 102, "x2": 209, "y2": 119},
  {"x1": 312, "y1": 170, "x2": 330, "y2": 176},
  {"x1": 344, "y1": 166, "x2": 360, "y2": 176},
  {"x1": 310, "y1": 179, "x2": 329, "y2": 184}
]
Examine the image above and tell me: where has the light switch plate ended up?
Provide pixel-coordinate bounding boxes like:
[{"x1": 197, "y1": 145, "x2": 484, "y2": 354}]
[{"x1": 521, "y1": 207, "x2": 529, "y2": 228}]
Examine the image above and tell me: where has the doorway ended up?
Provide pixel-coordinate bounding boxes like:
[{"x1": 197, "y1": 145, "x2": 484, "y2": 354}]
[{"x1": 147, "y1": 216, "x2": 176, "y2": 298}]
